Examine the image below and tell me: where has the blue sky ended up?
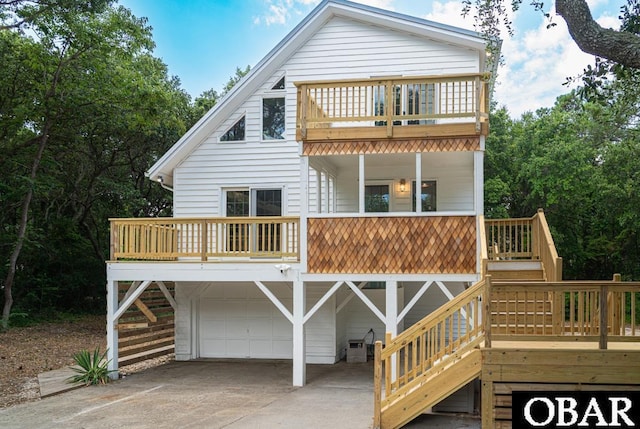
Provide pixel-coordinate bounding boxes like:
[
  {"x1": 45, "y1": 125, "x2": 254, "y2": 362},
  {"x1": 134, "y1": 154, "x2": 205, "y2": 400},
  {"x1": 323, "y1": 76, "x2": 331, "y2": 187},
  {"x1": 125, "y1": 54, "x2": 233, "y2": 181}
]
[{"x1": 119, "y1": 0, "x2": 626, "y2": 117}]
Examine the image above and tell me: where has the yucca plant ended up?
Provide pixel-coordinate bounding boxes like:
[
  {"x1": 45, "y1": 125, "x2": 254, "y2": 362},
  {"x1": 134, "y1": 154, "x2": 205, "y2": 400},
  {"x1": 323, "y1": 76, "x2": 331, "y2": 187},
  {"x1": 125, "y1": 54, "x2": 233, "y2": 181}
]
[{"x1": 67, "y1": 347, "x2": 114, "y2": 386}]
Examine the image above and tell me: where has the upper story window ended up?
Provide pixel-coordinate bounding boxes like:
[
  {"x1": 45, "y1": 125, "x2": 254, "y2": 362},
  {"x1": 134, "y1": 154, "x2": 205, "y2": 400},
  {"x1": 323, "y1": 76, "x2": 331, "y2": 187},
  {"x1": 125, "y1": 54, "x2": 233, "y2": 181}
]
[
  {"x1": 365, "y1": 184, "x2": 390, "y2": 213},
  {"x1": 262, "y1": 97, "x2": 285, "y2": 140},
  {"x1": 412, "y1": 180, "x2": 437, "y2": 212},
  {"x1": 272, "y1": 77, "x2": 285, "y2": 90},
  {"x1": 220, "y1": 116, "x2": 245, "y2": 142}
]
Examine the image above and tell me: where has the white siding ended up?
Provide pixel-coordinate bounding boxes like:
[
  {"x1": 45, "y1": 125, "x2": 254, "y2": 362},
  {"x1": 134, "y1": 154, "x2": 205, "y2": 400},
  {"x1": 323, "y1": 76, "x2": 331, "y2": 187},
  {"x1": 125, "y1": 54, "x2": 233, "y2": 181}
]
[
  {"x1": 401, "y1": 281, "x2": 468, "y2": 335},
  {"x1": 172, "y1": 16, "x2": 480, "y2": 218},
  {"x1": 334, "y1": 152, "x2": 474, "y2": 213},
  {"x1": 335, "y1": 287, "x2": 404, "y2": 358},
  {"x1": 174, "y1": 281, "x2": 336, "y2": 363}
]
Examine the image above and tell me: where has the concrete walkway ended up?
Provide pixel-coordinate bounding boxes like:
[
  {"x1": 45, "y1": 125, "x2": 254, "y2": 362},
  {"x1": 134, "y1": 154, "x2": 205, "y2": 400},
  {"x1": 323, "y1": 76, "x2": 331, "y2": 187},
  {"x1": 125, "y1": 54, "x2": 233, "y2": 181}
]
[{"x1": 0, "y1": 360, "x2": 480, "y2": 429}]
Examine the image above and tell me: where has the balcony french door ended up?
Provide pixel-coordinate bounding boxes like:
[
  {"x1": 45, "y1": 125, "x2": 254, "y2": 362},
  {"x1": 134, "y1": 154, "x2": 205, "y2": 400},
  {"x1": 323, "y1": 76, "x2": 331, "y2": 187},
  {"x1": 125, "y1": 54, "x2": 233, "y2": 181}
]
[{"x1": 225, "y1": 189, "x2": 282, "y2": 254}]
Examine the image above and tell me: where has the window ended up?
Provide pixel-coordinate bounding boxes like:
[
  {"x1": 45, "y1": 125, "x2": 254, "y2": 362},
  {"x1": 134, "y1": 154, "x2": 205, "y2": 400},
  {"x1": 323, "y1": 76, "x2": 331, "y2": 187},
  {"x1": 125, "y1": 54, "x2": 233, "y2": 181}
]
[
  {"x1": 412, "y1": 180, "x2": 437, "y2": 212},
  {"x1": 225, "y1": 189, "x2": 282, "y2": 253},
  {"x1": 365, "y1": 184, "x2": 390, "y2": 213},
  {"x1": 272, "y1": 77, "x2": 285, "y2": 90},
  {"x1": 220, "y1": 116, "x2": 245, "y2": 142},
  {"x1": 262, "y1": 97, "x2": 285, "y2": 140},
  {"x1": 226, "y1": 190, "x2": 250, "y2": 216}
]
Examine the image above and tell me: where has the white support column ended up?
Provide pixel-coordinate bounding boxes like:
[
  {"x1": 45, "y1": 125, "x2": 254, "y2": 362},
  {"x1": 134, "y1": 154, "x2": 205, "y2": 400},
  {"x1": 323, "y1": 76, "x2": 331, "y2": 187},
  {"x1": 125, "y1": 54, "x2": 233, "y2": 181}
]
[
  {"x1": 359, "y1": 154, "x2": 365, "y2": 214},
  {"x1": 474, "y1": 147, "x2": 484, "y2": 215},
  {"x1": 106, "y1": 279, "x2": 119, "y2": 379},
  {"x1": 300, "y1": 156, "x2": 309, "y2": 271},
  {"x1": 415, "y1": 153, "x2": 422, "y2": 213},
  {"x1": 386, "y1": 280, "x2": 398, "y2": 382},
  {"x1": 292, "y1": 280, "x2": 306, "y2": 387},
  {"x1": 324, "y1": 171, "x2": 330, "y2": 213},
  {"x1": 385, "y1": 280, "x2": 398, "y2": 337},
  {"x1": 475, "y1": 146, "x2": 484, "y2": 275},
  {"x1": 316, "y1": 169, "x2": 322, "y2": 213}
]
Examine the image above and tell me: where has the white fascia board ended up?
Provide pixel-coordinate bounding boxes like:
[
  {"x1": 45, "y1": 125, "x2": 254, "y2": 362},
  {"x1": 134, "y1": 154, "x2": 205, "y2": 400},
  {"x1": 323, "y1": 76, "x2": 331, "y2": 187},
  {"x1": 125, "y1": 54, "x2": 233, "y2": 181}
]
[{"x1": 330, "y1": 2, "x2": 486, "y2": 51}]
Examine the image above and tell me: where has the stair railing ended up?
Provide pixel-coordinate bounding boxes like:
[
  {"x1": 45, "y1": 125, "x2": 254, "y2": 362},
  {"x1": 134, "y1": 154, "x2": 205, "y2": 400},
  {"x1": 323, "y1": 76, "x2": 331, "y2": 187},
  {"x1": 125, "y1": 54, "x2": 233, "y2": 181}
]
[
  {"x1": 373, "y1": 277, "x2": 489, "y2": 427},
  {"x1": 532, "y1": 208, "x2": 563, "y2": 281}
]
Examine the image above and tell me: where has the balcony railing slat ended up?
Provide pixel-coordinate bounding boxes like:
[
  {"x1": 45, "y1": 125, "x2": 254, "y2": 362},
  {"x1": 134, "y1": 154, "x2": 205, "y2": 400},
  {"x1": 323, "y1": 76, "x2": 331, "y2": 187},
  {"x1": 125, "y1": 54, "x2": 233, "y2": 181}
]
[
  {"x1": 109, "y1": 217, "x2": 300, "y2": 261},
  {"x1": 295, "y1": 73, "x2": 490, "y2": 140}
]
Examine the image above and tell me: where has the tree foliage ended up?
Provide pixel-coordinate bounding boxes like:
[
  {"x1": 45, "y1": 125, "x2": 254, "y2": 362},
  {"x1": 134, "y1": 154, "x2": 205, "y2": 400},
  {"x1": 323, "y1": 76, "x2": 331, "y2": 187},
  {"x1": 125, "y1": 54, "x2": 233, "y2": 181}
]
[
  {"x1": 0, "y1": 1, "x2": 251, "y2": 327},
  {"x1": 486, "y1": 90, "x2": 640, "y2": 280},
  {"x1": 0, "y1": 2, "x2": 192, "y2": 327},
  {"x1": 464, "y1": 0, "x2": 640, "y2": 72}
]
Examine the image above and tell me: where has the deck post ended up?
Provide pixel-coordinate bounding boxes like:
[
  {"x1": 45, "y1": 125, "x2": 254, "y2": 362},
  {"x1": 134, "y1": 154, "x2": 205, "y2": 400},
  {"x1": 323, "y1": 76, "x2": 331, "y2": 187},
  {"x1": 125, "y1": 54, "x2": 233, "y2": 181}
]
[
  {"x1": 373, "y1": 340, "x2": 382, "y2": 429},
  {"x1": 599, "y1": 284, "x2": 608, "y2": 350},
  {"x1": 292, "y1": 280, "x2": 306, "y2": 386},
  {"x1": 106, "y1": 278, "x2": 119, "y2": 379},
  {"x1": 483, "y1": 275, "x2": 492, "y2": 348}
]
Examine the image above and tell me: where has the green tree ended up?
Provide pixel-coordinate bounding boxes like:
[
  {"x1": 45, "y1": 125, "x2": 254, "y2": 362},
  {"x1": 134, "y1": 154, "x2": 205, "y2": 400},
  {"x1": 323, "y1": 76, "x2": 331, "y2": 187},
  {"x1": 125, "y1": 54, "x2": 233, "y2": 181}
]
[{"x1": 0, "y1": 4, "x2": 189, "y2": 327}]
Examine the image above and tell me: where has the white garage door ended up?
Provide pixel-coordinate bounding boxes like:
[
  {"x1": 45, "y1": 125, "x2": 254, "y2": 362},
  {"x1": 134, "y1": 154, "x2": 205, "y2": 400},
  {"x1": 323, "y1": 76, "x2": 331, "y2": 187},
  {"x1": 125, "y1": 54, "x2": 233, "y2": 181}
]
[{"x1": 198, "y1": 284, "x2": 293, "y2": 359}]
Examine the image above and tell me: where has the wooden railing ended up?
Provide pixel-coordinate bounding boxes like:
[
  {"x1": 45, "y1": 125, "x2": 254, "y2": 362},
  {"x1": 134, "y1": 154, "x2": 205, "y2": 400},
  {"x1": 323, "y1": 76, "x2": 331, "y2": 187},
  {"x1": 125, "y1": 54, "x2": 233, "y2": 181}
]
[
  {"x1": 109, "y1": 217, "x2": 300, "y2": 261},
  {"x1": 373, "y1": 278, "x2": 487, "y2": 427},
  {"x1": 491, "y1": 278, "x2": 640, "y2": 347},
  {"x1": 485, "y1": 209, "x2": 562, "y2": 280},
  {"x1": 533, "y1": 209, "x2": 562, "y2": 281},
  {"x1": 485, "y1": 216, "x2": 533, "y2": 260},
  {"x1": 478, "y1": 215, "x2": 488, "y2": 278},
  {"x1": 373, "y1": 274, "x2": 640, "y2": 427},
  {"x1": 296, "y1": 73, "x2": 490, "y2": 140}
]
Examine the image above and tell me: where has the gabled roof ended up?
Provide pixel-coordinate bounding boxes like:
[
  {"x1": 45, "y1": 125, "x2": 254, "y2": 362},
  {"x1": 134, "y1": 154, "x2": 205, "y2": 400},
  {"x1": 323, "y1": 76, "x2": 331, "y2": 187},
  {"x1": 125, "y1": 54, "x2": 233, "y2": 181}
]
[{"x1": 147, "y1": 0, "x2": 489, "y2": 186}]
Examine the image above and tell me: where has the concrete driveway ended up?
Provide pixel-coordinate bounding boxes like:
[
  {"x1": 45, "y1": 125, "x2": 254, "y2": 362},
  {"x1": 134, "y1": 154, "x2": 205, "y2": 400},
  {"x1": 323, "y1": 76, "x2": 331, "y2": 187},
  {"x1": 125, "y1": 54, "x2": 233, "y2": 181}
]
[{"x1": 0, "y1": 360, "x2": 480, "y2": 429}]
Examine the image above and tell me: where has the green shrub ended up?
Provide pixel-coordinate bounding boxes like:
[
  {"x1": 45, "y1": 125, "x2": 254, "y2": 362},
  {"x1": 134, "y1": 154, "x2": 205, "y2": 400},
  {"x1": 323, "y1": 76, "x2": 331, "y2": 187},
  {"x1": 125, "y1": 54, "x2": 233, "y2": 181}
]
[{"x1": 67, "y1": 348, "x2": 114, "y2": 386}]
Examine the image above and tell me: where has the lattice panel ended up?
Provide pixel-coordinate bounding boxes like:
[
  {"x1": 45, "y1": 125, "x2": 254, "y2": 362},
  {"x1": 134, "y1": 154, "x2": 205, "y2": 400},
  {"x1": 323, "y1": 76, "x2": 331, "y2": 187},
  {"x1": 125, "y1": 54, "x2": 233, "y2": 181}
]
[
  {"x1": 302, "y1": 138, "x2": 480, "y2": 156},
  {"x1": 307, "y1": 216, "x2": 476, "y2": 274}
]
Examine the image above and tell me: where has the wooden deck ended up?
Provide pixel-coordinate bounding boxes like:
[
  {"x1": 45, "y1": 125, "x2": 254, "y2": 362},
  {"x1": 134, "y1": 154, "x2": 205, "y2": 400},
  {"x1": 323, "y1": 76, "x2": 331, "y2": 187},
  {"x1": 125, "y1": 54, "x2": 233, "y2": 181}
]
[
  {"x1": 374, "y1": 274, "x2": 640, "y2": 429},
  {"x1": 295, "y1": 73, "x2": 490, "y2": 142}
]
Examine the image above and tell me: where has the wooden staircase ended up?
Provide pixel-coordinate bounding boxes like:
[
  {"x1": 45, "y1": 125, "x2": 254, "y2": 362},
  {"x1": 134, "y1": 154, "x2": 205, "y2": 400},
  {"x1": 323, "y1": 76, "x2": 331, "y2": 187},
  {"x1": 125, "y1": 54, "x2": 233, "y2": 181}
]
[
  {"x1": 373, "y1": 211, "x2": 562, "y2": 429},
  {"x1": 373, "y1": 280, "x2": 487, "y2": 429}
]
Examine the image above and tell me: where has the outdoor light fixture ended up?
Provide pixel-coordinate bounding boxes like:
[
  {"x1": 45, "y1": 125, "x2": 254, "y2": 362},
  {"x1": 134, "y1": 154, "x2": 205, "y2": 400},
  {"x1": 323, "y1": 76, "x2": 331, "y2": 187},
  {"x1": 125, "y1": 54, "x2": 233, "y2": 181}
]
[
  {"x1": 157, "y1": 175, "x2": 163, "y2": 184},
  {"x1": 400, "y1": 179, "x2": 406, "y2": 192}
]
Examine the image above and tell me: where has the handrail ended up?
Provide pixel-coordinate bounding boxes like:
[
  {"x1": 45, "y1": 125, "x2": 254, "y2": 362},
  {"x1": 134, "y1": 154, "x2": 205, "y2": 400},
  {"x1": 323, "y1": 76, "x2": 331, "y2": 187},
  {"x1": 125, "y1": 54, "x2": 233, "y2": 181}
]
[
  {"x1": 485, "y1": 209, "x2": 562, "y2": 282},
  {"x1": 478, "y1": 215, "x2": 488, "y2": 278},
  {"x1": 375, "y1": 278, "x2": 486, "y2": 412},
  {"x1": 533, "y1": 208, "x2": 562, "y2": 281},
  {"x1": 373, "y1": 275, "x2": 640, "y2": 426},
  {"x1": 109, "y1": 217, "x2": 300, "y2": 261},
  {"x1": 490, "y1": 279, "x2": 640, "y2": 346},
  {"x1": 296, "y1": 73, "x2": 490, "y2": 139}
]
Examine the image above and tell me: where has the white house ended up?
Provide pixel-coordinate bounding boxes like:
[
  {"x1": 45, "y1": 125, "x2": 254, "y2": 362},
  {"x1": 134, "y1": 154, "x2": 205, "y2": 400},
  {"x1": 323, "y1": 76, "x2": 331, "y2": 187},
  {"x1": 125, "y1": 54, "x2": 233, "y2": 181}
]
[{"x1": 106, "y1": 0, "x2": 495, "y2": 394}]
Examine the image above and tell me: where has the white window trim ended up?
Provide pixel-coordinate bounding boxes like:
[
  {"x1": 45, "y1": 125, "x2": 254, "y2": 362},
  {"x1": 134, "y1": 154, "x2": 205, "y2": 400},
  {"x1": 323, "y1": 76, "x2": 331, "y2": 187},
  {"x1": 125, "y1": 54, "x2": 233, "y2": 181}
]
[
  {"x1": 218, "y1": 111, "x2": 247, "y2": 143},
  {"x1": 412, "y1": 178, "x2": 438, "y2": 212},
  {"x1": 364, "y1": 179, "x2": 394, "y2": 213},
  {"x1": 261, "y1": 96, "x2": 286, "y2": 142},
  {"x1": 221, "y1": 185, "x2": 287, "y2": 216},
  {"x1": 265, "y1": 73, "x2": 286, "y2": 93}
]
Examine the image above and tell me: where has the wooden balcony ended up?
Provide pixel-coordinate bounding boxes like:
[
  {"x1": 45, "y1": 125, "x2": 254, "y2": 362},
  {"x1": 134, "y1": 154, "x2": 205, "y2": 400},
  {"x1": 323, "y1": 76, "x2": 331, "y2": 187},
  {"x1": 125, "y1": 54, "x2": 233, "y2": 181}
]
[
  {"x1": 109, "y1": 217, "x2": 300, "y2": 261},
  {"x1": 295, "y1": 73, "x2": 490, "y2": 142}
]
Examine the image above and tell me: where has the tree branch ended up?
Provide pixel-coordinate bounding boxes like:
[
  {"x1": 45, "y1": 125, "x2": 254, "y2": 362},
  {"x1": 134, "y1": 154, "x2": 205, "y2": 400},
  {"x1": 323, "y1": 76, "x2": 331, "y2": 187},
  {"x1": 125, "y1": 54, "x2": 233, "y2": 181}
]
[{"x1": 556, "y1": 0, "x2": 640, "y2": 69}]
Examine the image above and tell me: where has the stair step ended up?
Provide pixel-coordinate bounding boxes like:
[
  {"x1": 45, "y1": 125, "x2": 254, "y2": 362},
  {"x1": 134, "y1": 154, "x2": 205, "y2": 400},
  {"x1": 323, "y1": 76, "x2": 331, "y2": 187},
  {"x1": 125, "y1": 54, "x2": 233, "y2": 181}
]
[
  {"x1": 487, "y1": 260, "x2": 542, "y2": 271},
  {"x1": 489, "y1": 270, "x2": 545, "y2": 280}
]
